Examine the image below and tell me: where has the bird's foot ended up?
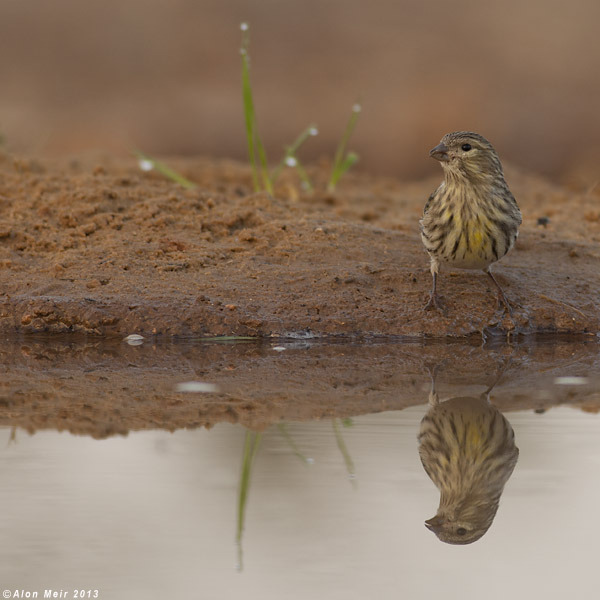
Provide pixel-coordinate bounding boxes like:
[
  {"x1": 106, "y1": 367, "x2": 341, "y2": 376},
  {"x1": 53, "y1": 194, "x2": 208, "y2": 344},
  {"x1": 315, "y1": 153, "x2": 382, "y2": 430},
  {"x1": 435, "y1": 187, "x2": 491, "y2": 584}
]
[
  {"x1": 424, "y1": 359, "x2": 448, "y2": 379},
  {"x1": 495, "y1": 291, "x2": 514, "y2": 316},
  {"x1": 493, "y1": 294, "x2": 519, "y2": 335},
  {"x1": 424, "y1": 293, "x2": 446, "y2": 314}
]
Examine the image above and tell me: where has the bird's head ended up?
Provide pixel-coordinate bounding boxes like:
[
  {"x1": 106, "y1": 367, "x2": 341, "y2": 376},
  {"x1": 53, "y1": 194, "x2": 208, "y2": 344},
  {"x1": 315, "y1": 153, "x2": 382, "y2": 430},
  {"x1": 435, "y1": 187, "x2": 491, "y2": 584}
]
[
  {"x1": 429, "y1": 131, "x2": 503, "y2": 184},
  {"x1": 425, "y1": 497, "x2": 500, "y2": 545}
]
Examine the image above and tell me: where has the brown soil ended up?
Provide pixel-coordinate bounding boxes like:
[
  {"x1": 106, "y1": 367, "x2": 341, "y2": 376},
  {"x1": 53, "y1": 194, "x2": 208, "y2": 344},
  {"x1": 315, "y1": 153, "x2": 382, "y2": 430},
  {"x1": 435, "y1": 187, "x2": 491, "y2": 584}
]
[
  {"x1": 1, "y1": 337, "x2": 598, "y2": 438},
  {"x1": 0, "y1": 153, "x2": 599, "y2": 338}
]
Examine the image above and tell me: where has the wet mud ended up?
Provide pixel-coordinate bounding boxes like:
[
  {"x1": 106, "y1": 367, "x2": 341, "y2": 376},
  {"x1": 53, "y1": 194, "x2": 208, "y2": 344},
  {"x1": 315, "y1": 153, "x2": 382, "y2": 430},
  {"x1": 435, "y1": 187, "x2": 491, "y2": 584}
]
[{"x1": 0, "y1": 337, "x2": 598, "y2": 438}]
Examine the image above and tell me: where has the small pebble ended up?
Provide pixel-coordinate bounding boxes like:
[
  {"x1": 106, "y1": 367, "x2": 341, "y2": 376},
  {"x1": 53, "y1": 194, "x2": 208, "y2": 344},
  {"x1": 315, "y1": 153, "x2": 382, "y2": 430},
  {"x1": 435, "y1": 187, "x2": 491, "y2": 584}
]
[
  {"x1": 554, "y1": 376, "x2": 589, "y2": 385},
  {"x1": 124, "y1": 334, "x2": 144, "y2": 346},
  {"x1": 176, "y1": 381, "x2": 219, "y2": 393}
]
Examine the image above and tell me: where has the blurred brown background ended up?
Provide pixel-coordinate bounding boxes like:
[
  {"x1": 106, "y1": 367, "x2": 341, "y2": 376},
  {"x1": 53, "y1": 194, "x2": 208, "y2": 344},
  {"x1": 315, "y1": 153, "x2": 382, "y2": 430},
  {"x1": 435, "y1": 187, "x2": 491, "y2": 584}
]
[{"x1": 1, "y1": 0, "x2": 599, "y2": 182}]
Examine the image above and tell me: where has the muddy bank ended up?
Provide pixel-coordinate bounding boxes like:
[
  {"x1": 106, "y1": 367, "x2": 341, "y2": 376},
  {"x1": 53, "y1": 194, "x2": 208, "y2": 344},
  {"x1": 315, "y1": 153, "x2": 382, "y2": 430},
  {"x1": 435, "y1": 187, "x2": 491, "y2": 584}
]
[
  {"x1": 0, "y1": 154, "x2": 599, "y2": 338},
  {"x1": 0, "y1": 337, "x2": 598, "y2": 438}
]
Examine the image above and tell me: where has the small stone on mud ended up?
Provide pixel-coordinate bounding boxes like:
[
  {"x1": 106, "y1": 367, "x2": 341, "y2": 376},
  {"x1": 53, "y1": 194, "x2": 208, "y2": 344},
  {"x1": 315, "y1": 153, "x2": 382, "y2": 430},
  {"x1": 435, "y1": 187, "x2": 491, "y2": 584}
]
[
  {"x1": 554, "y1": 376, "x2": 589, "y2": 385},
  {"x1": 124, "y1": 334, "x2": 145, "y2": 346},
  {"x1": 176, "y1": 381, "x2": 219, "y2": 393}
]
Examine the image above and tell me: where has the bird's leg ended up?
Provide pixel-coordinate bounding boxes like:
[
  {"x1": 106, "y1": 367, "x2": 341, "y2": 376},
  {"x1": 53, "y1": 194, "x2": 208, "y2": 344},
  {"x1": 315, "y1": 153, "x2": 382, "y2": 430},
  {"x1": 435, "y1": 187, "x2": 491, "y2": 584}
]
[
  {"x1": 426, "y1": 362, "x2": 445, "y2": 406},
  {"x1": 424, "y1": 261, "x2": 444, "y2": 311},
  {"x1": 485, "y1": 269, "x2": 512, "y2": 315},
  {"x1": 428, "y1": 376, "x2": 440, "y2": 407},
  {"x1": 481, "y1": 356, "x2": 514, "y2": 404}
]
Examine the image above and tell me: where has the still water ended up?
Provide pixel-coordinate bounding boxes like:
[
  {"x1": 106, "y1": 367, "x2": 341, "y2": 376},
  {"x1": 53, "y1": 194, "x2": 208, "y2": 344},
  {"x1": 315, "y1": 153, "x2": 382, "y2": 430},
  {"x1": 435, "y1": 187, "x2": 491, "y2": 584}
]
[{"x1": 0, "y1": 338, "x2": 599, "y2": 600}]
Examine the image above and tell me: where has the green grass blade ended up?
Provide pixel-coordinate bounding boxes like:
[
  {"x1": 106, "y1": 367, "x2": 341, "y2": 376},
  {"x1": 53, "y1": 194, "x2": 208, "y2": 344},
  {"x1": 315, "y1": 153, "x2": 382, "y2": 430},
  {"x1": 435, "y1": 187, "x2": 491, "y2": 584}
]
[
  {"x1": 255, "y1": 132, "x2": 273, "y2": 195},
  {"x1": 328, "y1": 104, "x2": 361, "y2": 192},
  {"x1": 135, "y1": 151, "x2": 197, "y2": 189},
  {"x1": 332, "y1": 418, "x2": 357, "y2": 486},
  {"x1": 288, "y1": 124, "x2": 318, "y2": 156},
  {"x1": 291, "y1": 157, "x2": 314, "y2": 192},
  {"x1": 277, "y1": 423, "x2": 313, "y2": 464},
  {"x1": 241, "y1": 27, "x2": 260, "y2": 192},
  {"x1": 271, "y1": 124, "x2": 318, "y2": 184},
  {"x1": 236, "y1": 430, "x2": 262, "y2": 571},
  {"x1": 240, "y1": 23, "x2": 272, "y2": 194},
  {"x1": 339, "y1": 152, "x2": 359, "y2": 175}
]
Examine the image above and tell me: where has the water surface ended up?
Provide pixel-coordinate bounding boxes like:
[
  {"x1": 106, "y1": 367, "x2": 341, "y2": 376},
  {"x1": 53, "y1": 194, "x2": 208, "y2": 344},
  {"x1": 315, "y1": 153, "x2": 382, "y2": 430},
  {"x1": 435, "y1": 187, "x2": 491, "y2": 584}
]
[{"x1": 1, "y1": 337, "x2": 599, "y2": 599}]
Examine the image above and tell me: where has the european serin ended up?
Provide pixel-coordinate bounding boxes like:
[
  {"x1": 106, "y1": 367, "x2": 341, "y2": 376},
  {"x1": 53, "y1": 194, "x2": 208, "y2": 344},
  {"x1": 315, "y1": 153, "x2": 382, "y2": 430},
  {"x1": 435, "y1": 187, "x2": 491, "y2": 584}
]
[{"x1": 420, "y1": 132, "x2": 522, "y2": 312}]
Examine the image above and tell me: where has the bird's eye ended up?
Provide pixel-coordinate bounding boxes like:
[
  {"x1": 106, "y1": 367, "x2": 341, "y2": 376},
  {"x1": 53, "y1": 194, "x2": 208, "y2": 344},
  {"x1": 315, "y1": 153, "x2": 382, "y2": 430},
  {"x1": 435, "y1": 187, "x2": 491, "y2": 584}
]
[
  {"x1": 461, "y1": 144, "x2": 472, "y2": 152},
  {"x1": 456, "y1": 527, "x2": 467, "y2": 536}
]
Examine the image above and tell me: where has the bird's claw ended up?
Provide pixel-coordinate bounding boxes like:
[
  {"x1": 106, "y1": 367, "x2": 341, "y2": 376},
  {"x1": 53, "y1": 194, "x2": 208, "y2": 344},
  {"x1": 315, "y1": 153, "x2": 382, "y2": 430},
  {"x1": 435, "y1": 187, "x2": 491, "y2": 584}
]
[
  {"x1": 424, "y1": 293, "x2": 446, "y2": 314},
  {"x1": 495, "y1": 293, "x2": 514, "y2": 317}
]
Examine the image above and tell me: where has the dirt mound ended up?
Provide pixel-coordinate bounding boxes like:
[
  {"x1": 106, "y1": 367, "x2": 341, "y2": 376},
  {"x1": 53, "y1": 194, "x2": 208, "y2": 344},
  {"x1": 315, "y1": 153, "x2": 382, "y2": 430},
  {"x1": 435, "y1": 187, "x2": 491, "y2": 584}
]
[{"x1": 0, "y1": 153, "x2": 599, "y2": 338}]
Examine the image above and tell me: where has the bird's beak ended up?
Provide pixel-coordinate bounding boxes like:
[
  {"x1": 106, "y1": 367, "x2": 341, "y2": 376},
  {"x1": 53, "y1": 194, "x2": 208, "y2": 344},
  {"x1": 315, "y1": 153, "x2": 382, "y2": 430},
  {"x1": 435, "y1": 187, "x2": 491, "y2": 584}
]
[
  {"x1": 425, "y1": 515, "x2": 444, "y2": 533},
  {"x1": 429, "y1": 142, "x2": 450, "y2": 162}
]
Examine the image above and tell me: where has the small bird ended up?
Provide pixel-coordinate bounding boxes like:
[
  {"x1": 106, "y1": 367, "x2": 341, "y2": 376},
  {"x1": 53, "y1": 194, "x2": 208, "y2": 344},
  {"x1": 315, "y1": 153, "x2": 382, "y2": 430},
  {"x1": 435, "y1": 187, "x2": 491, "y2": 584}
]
[
  {"x1": 420, "y1": 132, "x2": 522, "y2": 312},
  {"x1": 418, "y1": 371, "x2": 519, "y2": 545}
]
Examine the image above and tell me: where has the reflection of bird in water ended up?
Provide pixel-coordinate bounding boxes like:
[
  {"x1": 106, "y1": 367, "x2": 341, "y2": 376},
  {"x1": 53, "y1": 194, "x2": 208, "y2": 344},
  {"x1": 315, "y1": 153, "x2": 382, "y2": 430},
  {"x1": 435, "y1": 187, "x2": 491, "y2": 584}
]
[{"x1": 418, "y1": 371, "x2": 519, "y2": 544}]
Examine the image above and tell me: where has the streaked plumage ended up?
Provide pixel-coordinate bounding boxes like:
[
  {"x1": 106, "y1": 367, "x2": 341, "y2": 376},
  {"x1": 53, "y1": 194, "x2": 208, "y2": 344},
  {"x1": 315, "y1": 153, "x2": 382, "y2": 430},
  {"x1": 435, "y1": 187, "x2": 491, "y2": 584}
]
[
  {"x1": 420, "y1": 132, "x2": 522, "y2": 311},
  {"x1": 418, "y1": 379, "x2": 519, "y2": 545}
]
